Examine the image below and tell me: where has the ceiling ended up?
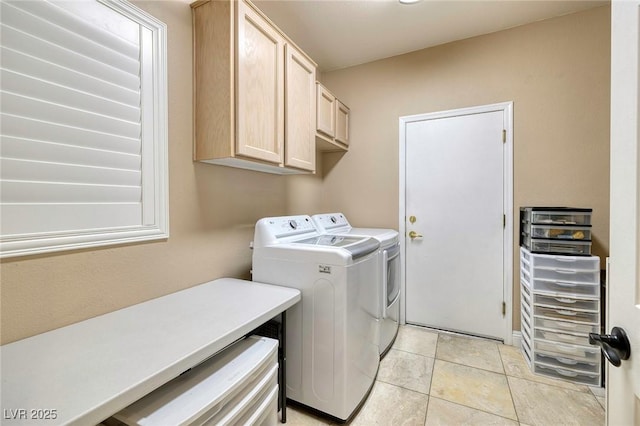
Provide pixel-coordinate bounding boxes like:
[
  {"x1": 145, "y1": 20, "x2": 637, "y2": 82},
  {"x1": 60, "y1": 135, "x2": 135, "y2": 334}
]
[{"x1": 252, "y1": 0, "x2": 608, "y2": 72}]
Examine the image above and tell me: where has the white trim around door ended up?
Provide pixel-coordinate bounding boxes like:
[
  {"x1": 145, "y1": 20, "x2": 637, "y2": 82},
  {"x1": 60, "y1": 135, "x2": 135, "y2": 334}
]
[{"x1": 398, "y1": 101, "x2": 514, "y2": 344}]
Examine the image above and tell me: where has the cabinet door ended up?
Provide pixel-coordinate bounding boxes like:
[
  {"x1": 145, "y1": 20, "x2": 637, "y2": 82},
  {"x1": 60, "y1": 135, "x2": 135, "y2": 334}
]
[
  {"x1": 285, "y1": 44, "x2": 316, "y2": 171},
  {"x1": 335, "y1": 100, "x2": 350, "y2": 146},
  {"x1": 236, "y1": 0, "x2": 284, "y2": 164},
  {"x1": 316, "y1": 83, "x2": 335, "y2": 138}
]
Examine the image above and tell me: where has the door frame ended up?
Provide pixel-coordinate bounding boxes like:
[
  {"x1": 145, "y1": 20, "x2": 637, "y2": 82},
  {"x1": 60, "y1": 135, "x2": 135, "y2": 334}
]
[
  {"x1": 398, "y1": 101, "x2": 514, "y2": 344},
  {"x1": 607, "y1": 0, "x2": 640, "y2": 423}
]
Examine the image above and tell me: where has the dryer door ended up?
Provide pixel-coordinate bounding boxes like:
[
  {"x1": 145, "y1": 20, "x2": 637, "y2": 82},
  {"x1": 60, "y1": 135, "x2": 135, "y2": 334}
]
[{"x1": 383, "y1": 243, "x2": 401, "y2": 318}]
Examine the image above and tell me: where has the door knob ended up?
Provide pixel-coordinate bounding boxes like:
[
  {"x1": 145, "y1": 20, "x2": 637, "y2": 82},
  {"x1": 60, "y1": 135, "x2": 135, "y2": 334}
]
[
  {"x1": 408, "y1": 231, "x2": 423, "y2": 239},
  {"x1": 589, "y1": 326, "x2": 631, "y2": 367}
]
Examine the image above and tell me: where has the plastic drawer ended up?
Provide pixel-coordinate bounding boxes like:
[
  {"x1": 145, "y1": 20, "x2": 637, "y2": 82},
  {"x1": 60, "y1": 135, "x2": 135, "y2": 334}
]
[
  {"x1": 535, "y1": 352, "x2": 600, "y2": 374},
  {"x1": 529, "y1": 239, "x2": 592, "y2": 256},
  {"x1": 521, "y1": 312, "x2": 531, "y2": 332},
  {"x1": 207, "y1": 364, "x2": 278, "y2": 425},
  {"x1": 534, "y1": 329, "x2": 590, "y2": 346},
  {"x1": 529, "y1": 253, "x2": 599, "y2": 271},
  {"x1": 522, "y1": 318, "x2": 532, "y2": 342},
  {"x1": 522, "y1": 299, "x2": 532, "y2": 319},
  {"x1": 520, "y1": 257, "x2": 532, "y2": 274},
  {"x1": 521, "y1": 266, "x2": 532, "y2": 284},
  {"x1": 521, "y1": 288, "x2": 532, "y2": 309},
  {"x1": 113, "y1": 336, "x2": 278, "y2": 426},
  {"x1": 522, "y1": 345, "x2": 532, "y2": 368},
  {"x1": 521, "y1": 301, "x2": 531, "y2": 323},
  {"x1": 534, "y1": 339, "x2": 601, "y2": 363},
  {"x1": 521, "y1": 339, "x2": 532, "y2": 367},
  {"x1": 240, "y1": 385, "x2": 278, "y2": 426},
  {"x1": 533, "y1": 363, "x2": 600, "y2": 386},
  {"x1": 210, "y1": 380, "x2": 278, "y2": 426},
  {"x1": 534, "y1": 305, "x2": 599, "y2": 324},
  {"x1": 527, "y1": 209, "x2": 592, "y2": 226},
  {"x1": 532, "y1": 278, "x2": 600, "y2": 297},
  {"x1": 533, "y1": 294, "x2": 599, "y2": 312},
  {"x1": 530, "y1": 225, "x2": 591, "y2": 241},
  {"x1": 532, "y1": 267, "x2": 599, "y2": 284},
  {"x1": 534, "y1": 317, "x2": 600, "y2": 335}
]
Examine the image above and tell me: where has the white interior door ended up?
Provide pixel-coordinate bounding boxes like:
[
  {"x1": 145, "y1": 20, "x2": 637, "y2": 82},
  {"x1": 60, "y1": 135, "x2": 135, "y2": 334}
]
[
  {"x1": 607, "y1": 1, "x2": 640, "y2": 424},
  {"x1": 401, "y1": 103, "x2": 512, "y2": 341}
]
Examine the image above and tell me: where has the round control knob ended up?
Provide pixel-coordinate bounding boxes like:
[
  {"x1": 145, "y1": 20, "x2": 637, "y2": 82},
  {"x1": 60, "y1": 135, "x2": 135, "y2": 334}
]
[
  {"x1": 330, "y1": 216, "x2": 337, "y2": 224},
  {"x1": 289, "y1": 220, "x2": 297, "y2": 229}
]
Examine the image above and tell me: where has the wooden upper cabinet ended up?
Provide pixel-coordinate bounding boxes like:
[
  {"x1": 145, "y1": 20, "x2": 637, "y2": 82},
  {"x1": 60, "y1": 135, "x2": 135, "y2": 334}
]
[
  {"x1": 236, "y1": 0, "x2": 284, "y2": 164},
  {"x1": 315, "y1": 82, "x2": 350, "y2": 152},
  {"x1": 335, "y1": 100, "x2": 350, "y2": 147},
  {"x1": 285, "y1": 44, "x2": 316, "y2": 171},
  {"x1": 191, "y1": 0, "x2": 317, "y2": 174},
  {"x1": 316, "y1": 83, "x2": 336, "y2": 138}
]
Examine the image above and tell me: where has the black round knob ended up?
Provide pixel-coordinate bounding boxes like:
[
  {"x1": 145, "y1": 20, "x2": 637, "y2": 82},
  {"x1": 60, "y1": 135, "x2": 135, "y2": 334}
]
[{"x1": 589, "y1": 326, "x2": 631, "y2": 367}]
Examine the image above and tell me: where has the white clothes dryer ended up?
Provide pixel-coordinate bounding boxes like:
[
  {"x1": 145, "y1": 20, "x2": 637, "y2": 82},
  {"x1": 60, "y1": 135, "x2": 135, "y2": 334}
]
[
  {"x1": 252, "y1": 215, "x2": 380, "y2": 422},
  {"x1": 312, "y1": 213, "x2": 400, "y2": 357}
]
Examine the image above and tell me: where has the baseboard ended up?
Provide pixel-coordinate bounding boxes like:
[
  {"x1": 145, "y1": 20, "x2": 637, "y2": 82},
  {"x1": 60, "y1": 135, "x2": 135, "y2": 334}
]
[{"x1": 512, "y1": 330, "x2": 522, "y2": 348}]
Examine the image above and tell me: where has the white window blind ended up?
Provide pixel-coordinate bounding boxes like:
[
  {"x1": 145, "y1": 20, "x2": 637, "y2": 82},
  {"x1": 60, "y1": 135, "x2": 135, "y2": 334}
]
[{"x1": 0, "y1": 0, "x2": 168, "y2": 258}]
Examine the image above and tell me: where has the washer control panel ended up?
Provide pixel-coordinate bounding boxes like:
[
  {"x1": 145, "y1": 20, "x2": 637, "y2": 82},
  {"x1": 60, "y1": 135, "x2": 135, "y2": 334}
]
[{"x1": 266, "y1": 215, "x2": 316, "y2": 236}]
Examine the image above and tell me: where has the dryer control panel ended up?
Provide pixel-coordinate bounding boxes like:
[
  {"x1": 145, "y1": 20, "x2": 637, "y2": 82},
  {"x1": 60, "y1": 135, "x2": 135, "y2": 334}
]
[{"x1": 311, "y1": 213, "x2": 350, "y2": 233}]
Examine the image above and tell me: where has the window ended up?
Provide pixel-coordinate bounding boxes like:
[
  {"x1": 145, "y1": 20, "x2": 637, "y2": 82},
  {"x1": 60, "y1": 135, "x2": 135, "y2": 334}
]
[{"x1": 0, "y1": 0, "x2": 168, "y2": 258}]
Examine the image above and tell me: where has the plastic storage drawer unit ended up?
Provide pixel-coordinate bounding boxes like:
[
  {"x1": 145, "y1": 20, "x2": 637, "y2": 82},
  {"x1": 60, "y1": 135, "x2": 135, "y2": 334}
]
[
  {"x1": 113, "y1": 336, "x2": 279, "y2": 426},
  {"x1": 522, "y1": 207, "x2": 592, "y2": 226},
  {"x1": 530, "y1": 225, "x2": 591, "y2": 241},
  {"x1": 529, "y1": 239, "x2": 591, "y2": 256},
  {"x1": 519, "y1": 246, "x2": 602, "y2": 386},
  {"x1": 520, "y1": 207, "x2": 593, "y2": 255}
]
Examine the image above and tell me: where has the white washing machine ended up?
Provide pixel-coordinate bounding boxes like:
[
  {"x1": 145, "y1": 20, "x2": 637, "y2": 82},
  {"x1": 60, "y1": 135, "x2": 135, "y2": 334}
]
[
  {"x1": 312, "y1": 213, "x2": 400, "y2": 357},
  {"x1": 251, "y1": 215, "x2": 380, "y2": 422}
]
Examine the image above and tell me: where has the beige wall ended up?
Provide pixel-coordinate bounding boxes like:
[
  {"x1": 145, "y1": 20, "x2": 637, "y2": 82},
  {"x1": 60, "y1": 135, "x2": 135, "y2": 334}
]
[
  {"x1": 0, "y1": 3, "x2": 611, "y2": 344},
  {"x1": 316, "y1": 6, "x2": 611, "y2": 330}
]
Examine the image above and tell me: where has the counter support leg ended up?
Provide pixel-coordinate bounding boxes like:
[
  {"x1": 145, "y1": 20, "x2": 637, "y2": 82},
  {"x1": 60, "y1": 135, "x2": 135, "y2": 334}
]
[{"x1": 281, "y1": 311, "x2": 287, "y2": 423}]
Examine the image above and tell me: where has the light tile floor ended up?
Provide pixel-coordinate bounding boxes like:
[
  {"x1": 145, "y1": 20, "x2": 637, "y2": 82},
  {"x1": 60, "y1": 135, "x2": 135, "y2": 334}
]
[{"x1": 287, "y1": 325, "x2": 605, "y2": 426}]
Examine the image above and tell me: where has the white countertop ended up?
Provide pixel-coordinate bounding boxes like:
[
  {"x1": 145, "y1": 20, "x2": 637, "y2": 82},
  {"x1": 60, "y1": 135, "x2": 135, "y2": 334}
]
[{"x1": 0, "y1": 278, "x2": 300, "y2": 425}]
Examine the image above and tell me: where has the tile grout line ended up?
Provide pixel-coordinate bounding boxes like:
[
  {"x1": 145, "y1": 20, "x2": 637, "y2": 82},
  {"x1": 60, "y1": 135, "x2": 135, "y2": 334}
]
[
  {"x1": 429, "y1": 334, "x2": 521, "y2": 423},
  {"x1": 423, "y1": 332, "x2": 441, "y2": 422},
  {"x1": 499, "y1": 344, "x2": 522, "y2": 424},
  {"x1": 427, "y1": 395, "x2": 524, "y2": 424}
]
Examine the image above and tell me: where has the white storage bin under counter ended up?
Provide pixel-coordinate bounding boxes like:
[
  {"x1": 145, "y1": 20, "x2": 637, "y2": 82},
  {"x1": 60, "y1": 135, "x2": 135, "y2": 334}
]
[{"x1": 113, "y1": 336, "x2": 279, "y2": 426}]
